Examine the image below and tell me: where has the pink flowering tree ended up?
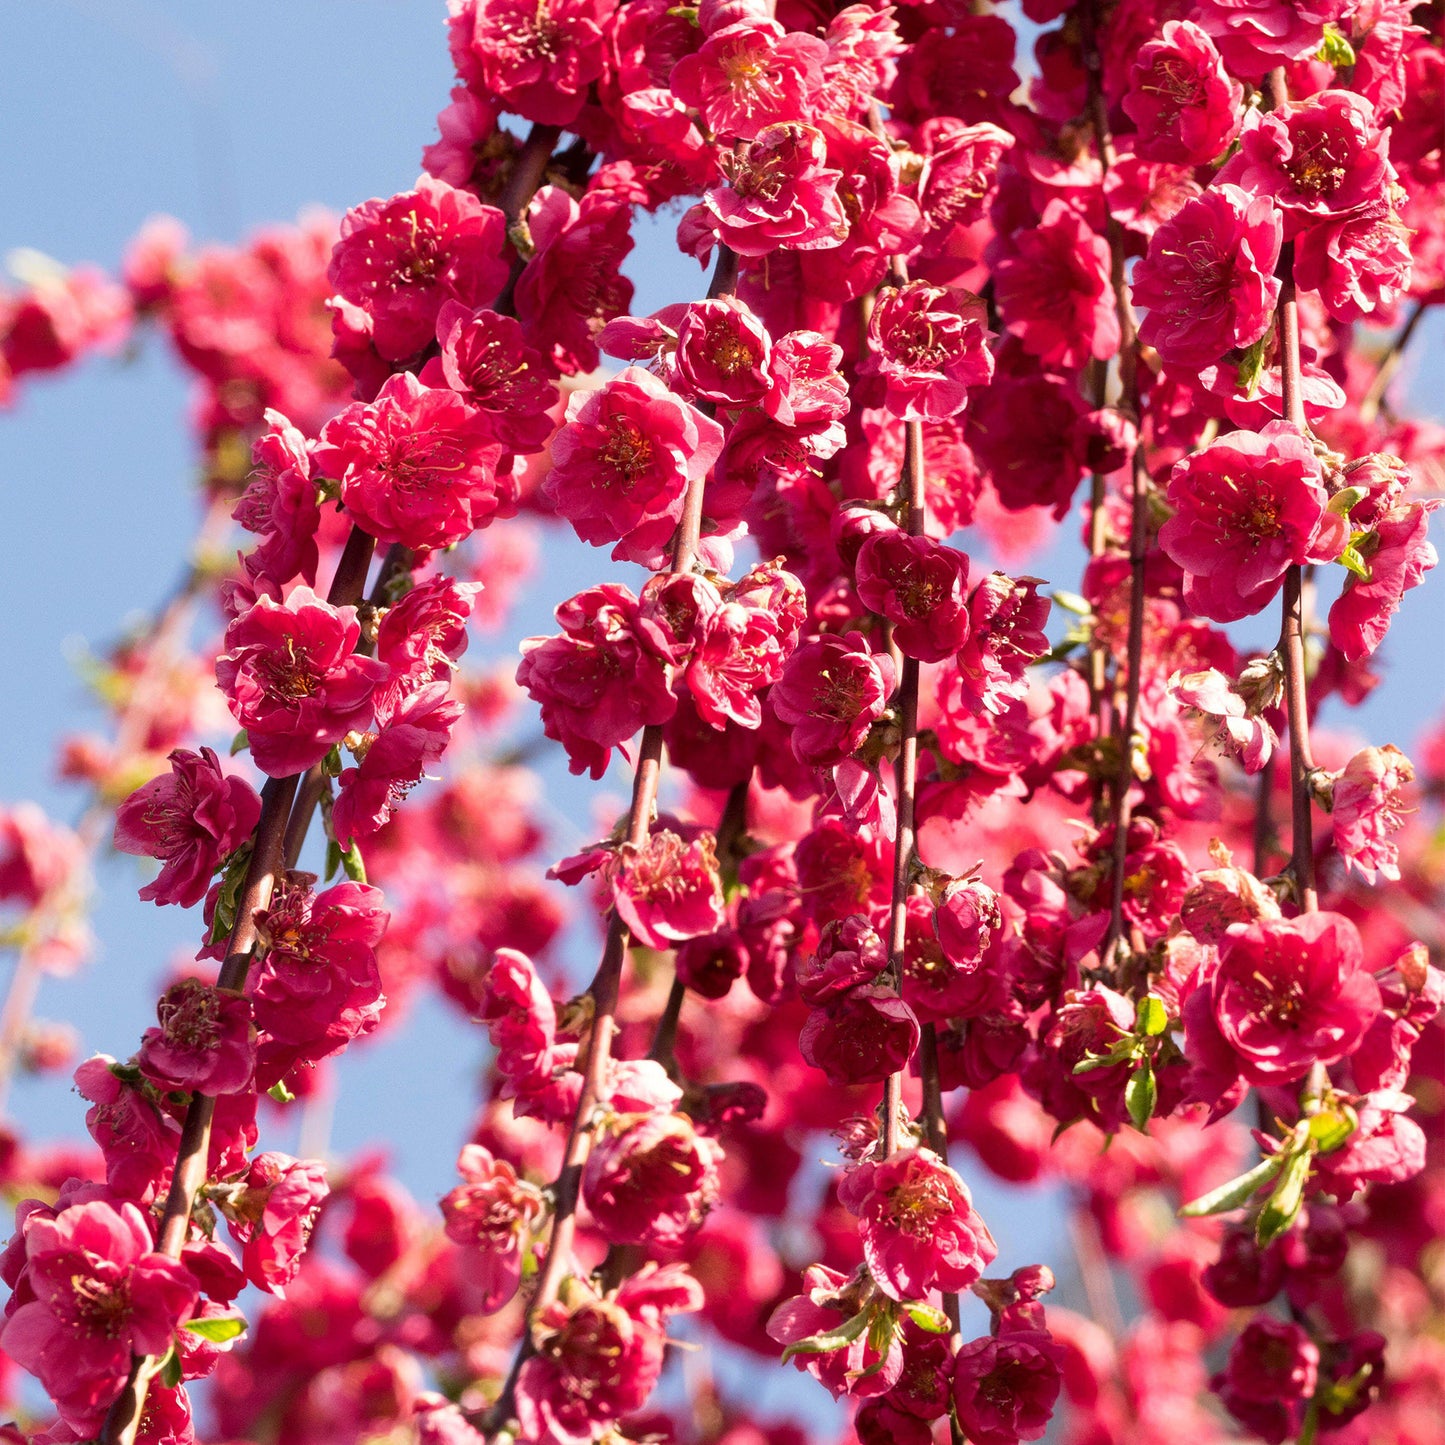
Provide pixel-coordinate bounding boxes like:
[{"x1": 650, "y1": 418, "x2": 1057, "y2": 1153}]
[{"x1": 0, "y1": 4, "x2": 1442, "y2": 1445}]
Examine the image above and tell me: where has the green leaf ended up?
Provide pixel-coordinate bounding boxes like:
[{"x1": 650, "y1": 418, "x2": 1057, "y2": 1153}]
[
  {"x1": 1318, "y1": 23, "x2": 1356, "y2": 67},
  {"x1": 904, "y1": 1303, "x2": 952, "y2": 1334},
  {"x1": 1137, "y1": 995, "x2": 1170, "y2": 1037},
  {"x1": 339, "y1": 840, "x2": 367, "y2": 884},
  {"x1": 229, "y1": 729, "x2": 249, "y2": 757},
  {"x1": 267, "y1": 1080, "x2": 295, "y2": 1104},
  {"x1": 1179, "y1": 1153, "x2": 1285, "y2": 1218},
  {"x1": 1236, "y1": 337, "x2": 1268, "y2": 399},
  {"x1": 183, "y1": 1313, "x2": 247, "y2": 1344},
  {"x1": 780, "y1": 1308, "x2": 869, "y2": 1362},
  {"x1": 157, "y1": 1345, "x2": 182, "y2": 1390},
  {"x1": 206, "y1": 843, "x2": 254, "y2": 947},
  {"x1": 1327, "y1": 485, "x2": 1367, "y2": 518},
  {"x1": 1256, "y1": 1149, "x2": 1312, "y2": 1246},
  {"x1": 1307, "y1": 1108, "x2": 1356, "y2": 1155},
  {"x1": 1051, "y1": 590, "x2": 1092, "y2": 617},
  {"x1": 1126, "y1": 1058, "x2": 1157, "y2": 1133},
  {"x1": 324, "y1": 837, "x2": 342, "y2": 883},
  {"x1": 1338, "y1": 541, "x2": 1373, "y2": 581}
]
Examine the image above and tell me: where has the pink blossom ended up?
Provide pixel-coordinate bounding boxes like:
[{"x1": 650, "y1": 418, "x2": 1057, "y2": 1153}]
[
  {"x1": 1159, "y1": 423, "x2": 1336, "y2": 624},
  {"x1": 225, "y1": 1152, "x2": 329, "y2": 1297},
  {"x1": 839, "y1": 1148, "x2": 997, "y2": 1300},
  {"x1": 1132, "y1": 185, "x2": 1281, "y2": 370},
  {"x1": 953, "y1": 573, "x2": 1051, "y2": 714},
  {"x1": 1218, "y1": 91, "x2": 1395, "y2": 238},
  {"x1": 374, "y1": 574, "x2": 482, "y2": 715},
  {"x1": 517, "y1": 583, "x2": 677, "y2": 779},
  {"x1": 608, "y1": 830, "x2": 725, "y2": 950},
  {"x1": 855, "y1": 530, "x2": 972, "y2": 663},
  {"x1": 915, "y1": 118, "x2": 1014, "y2": 247},
  {"x1": 763, "y1": 328, "x2": 849, "y2": 429},
  {"x1": 1210, "y1": 911, "x2": 1382, "y2": 1086},
  {"x1": 1295, "y1": 206, "x2": 1413, "y2": 322},
  {"x1": 934, "y1": 879, "x2": 1001, "y2": 967},
  {"x1": 74, "y1": 1057, "x2": 179, "y2": 1203},
  {"x1": 859, "y1": 281, "x2": 993, "y2": 422},
  {"x1": 314, "y1": 372, "x2": 513, "y2": 552},
  {"x1": 967, "y1": 371, "x2": 1088, "y2": 517},
  {"x1": 515, "y1": 1265, "x2": 702, "y2": 1443},
  {"x1": 767, "y1": 1264, "x2": 904, "y2": 1399},
  {"x1": 692, "y1": 122, "x2": 847, "y2": 259},
  {"x1": 584, "y1": 1111, "x2": 722, "y2": 1247},
  {"x1": 1169, "y1": 668, "x2": 1278, "y2": 774},
  {"x1": 1328, "y1": 501, "x2": 1439, "y2": 660},
  {"x1": 232, "y1": 410, "x2": 321, "y2": 588},
  {"x1": 514, "y1": 187, "x2": 634, "y2": 376},
  {"x1": 418, "y1": 301, "x2": 558, "y2": 451},
  {"x1": 216, "y1": 588, "x2": 389, "y2": 778},
  {"x1": 1219, "y1": 1317, "x2": 1319, "y2": 1404},
  {"x1": 448, "y1": 0, "x2": 614, "y2": 126},
  {"x1": 0, "y1": 1198, "x2": 197, "y2": 1431},
  {"x1": 440, "y1": 1144, "x2": 544, "y2": 1312},
  {"x1": 332, "y1": 682, "x2": 464, "y2": 847},
  {"x1": 0, "y1": 803, "x2": 81, "y2": 911},
  {"x1": 1194, "y1": 0, "x2": 1348, "y2": 78},
  {"x1": 113, "y1": 748, "x2": 262, "y2": 909},
  {"x1": 951, "y1": 1331, "x2": 1063, "y2": 1445},
  {"x1": 796, "y1": 914, "x2": 887, "y2": 1003},
  {"x1": 799, "y1": 985, "x2": 920, "y2": 1085},
  {"x1": 993, "y1": 201, "x2": 1119, "y2": 370},
  {"x1": 137, "y1": 979, "x2": 255, "y2": 1096},
  {"x1": 543, "y1": 365, "x2": 724, "y2": 563},
  {"x1": 770, "y1": 631, "x2": 896, "y2": 768},
  {"x1": 674, "y1": 296, "x2": 774, "y2": 408},
  {"x1": 328, "y1": 175, "x2": 508, "y2": 363},
  {"x1": 671, "y1": 19, "x2": 826, "y2": 141},
  {"x1": 1329, "y1": 743, "x2": 1414, "y2": 883},
  {"x1": 1122, "y1": 21, "x2": 1242, "y2": 165}
]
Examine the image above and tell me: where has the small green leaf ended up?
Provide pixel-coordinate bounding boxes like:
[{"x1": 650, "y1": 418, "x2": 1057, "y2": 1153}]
[
  {"x1": 229, "y1": 729, "x2": 249, "y2": 757},
  {"x1": 207, "y1": 843, "x2": 254, "y2": 947},
  {"x1": 158, "y1": 1345, "x2": 183, "y2": 1389},
  {"x1": 1327, "y1": 485, "x2": 1367, "y2": 518},
  {"x1": 904, "y1": 1303, "x2": 952, "y2": 1334},
  {"x1": 780, "y1": 1308, "x2": 869, "y2": 1361},
  {"x1": 1338, "y1": 542, "x2": 1372, "y2": 581},
  {"x1": 339, "y1": 840, "x2": 367, "y2": 884},
  {"x1": 267, "y1": 1080, "x2": 295, "y2": 1104},
  {"x1": 324, "y1": 837, "x2": 343, "y2": 882},
  {"x1": 666, "y1": 3, "x2": 699, "y2": 22},
  {"x1": 1179, "y1": 1154, "x2": 1285, "y2": 1218},
  {"x1": 1236, "y1": 337, "x2": 1269, "y2": 399},
  {"x1": 1126, "y1": 1058, "x2": 1157, "y2": 1133},
  {"x1": 1051, "y1": 590, "x2": 1092, "y2": 617},
  {"x1": 1256, "y1": 1149, "x2": 1312, "y2": 1246},
  {"x1": 1307, "y1": 1107, "x2": 1355, "y2": 1155},
  {"x1": 183, "y1": 1313, "x2": 247, "y2": 1344},
  {"x1": 1318, "y1": 23, "x2": 1356, "y2": 68},
  {"x1": 1137, "y1": 995, "x2": 1170, "y2": 1037}
]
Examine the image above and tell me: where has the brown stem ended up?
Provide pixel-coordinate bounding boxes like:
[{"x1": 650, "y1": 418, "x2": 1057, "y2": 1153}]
[
  {"x1": 1359, "y1": 298, "x2": 1426, "y2": 426},
  {"x1": 1280, "y1": 566, "x2": 1318, "y2": 912},
  {"x1": 494, "y1": 123, "x2": 564, "y2": 317},
  {"x1": 481, "y1": 245, "x2": 739, "y2": 1439}
]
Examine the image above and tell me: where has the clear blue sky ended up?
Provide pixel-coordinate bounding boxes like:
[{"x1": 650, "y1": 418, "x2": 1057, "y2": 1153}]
[{"x1": 0, "y1": 0, "x2": 1439, "y2": 1353}]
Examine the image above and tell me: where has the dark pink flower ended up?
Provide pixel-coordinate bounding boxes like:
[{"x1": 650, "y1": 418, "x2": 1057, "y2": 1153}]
[
  {"x1": 1295, "y1": 206, "x2": 1413, "y2": 322},
  {"x1": 74, "y1": 1057, "x2": 179, "y2": 1203},
  {"x1": 584, "y1": 1111, "x2": 722, "y2": 1247},
  {"x1": 953, "y1": 573, "x2": 1051, "y2": 714},
  {"x1": 216, "y1": 588, "x2": 389, "y2": 778},
  {"x1": 448, "y1": 0, "x2": 614, "y2": 126},
  {"x1": 418, "y1": 301, "x2": 558, "y2": 451},
  {"x1": 683, "y1": 570, "x2": 803, "y2": 730},
  {"x1": 951, "y1": 1331, "x2": 1063, "y2": 1445},
  {"x1": 1133, "y1": 184, "x2": 1281, "y2": 370},
  {"x1": 1194, "y1": 0, "x2": 1348, "y2": 78},
  {"x1": 608, "y1": 830, "x2": 725, "y2": 950},
  {"x1": 332, "y1": 682, "x2": 464, "y2": 847},
  {"x1": 767, "y1": 1264, "x2": 903, "y2": 1399},
  {"x1": 232, "y1": 410, "x2": 321, "y2": 588},
  {"x1": 515, "y1": 1265, "x2": 702, "y2": 1443},
  {"x1": 1327, "y1": 501, "x2": 1439, "y2": 661},
  {"x1": 113, "y1": 748, "x2": 262, "y2": 909},
  {"x1": 374, "y1": 574, "x2": 482, "y2": 715},
  {"x1": 839, "y1": 1148, "x2": 997, "y2": 1301},
  {"x1": 796, "y1": 914, "x2": 888, "y2": 1003},
  {"x1": 993, "y1": 201, "x2": 1119, "y2": 370},
  {"x1": 693, "y1": 122, "x2": 847, "y2": 259},
  {"x1": 859, "y1": 281, "x2": 993, "y2": 422},
  {"x1": 671, "y1": 19, "x2": 826, "y2": 141},
  {"x1": 674, "y1": 296, "x2": 774, "y2": 408},
  {"x1": 440, "y1": 1143, "x2": 544, "y2": 1313},
  {"x1": 1329, "y1": 743, "x2": 1414, "y2": 883},
  {"x1": 315, "y1": 372, "x2": 513, "y2": 552},
  {"x1": 934, "y1": 879, "x2": 1001, "y2": 967},
  {"x1": 1218, "y1": 91, "x2": 1395, "y2": 238},
  {"x1": 1220, "y1": 1317, "x2": 1319, "y2": 1404},
  {"x1": 1159, "y1": 423, "x2": 1336, "y2": 624},
  {"x1": 477, "y1": 948, "x2": 559, "y2": 1100},
  {"x1": 1210, "y1": 911, "x2": 1382, "y2": 1086},
  {"x1": 544, "y1": 365, "x2": 724, "y2": 563},
  {"x1": 915, "y1": 117, "x2": 1014, "y2": 247},
  {"x1": 770, "y1": 631, "x2": 896, "y2": 768},
  {"x1": 328, "y1": 175, "x2": 508, "y2": 363},
  {"x1": 799, "y1": 985, "x2": 921, "y2": 1085},
  {"x1": 0, "y1": 1198, "x2": 197, "y2": 1430},
  {"x1": 763, "y1": 328, "x2": 849, "y2": 429},
  {"x1": 0, "y1": 803, "x2": 80, "y2": 910},
  {"x1": 1122, "y1": 20, "x2": 1242, "y2": 165},
  {"x1": 517, "y1": 582, "x2": 677, "y2": 779},
  {"x1": 855, "y1": 530, "x2": 972, "y2": 663},
  {"x1": 967, "y1": 371, "x2": 1088, "y2": 517},
  {"x1": 514, "y1": 187, "x2": 634, "y2": 376},
  {"x1": 224, "y1": 1152, "x2": 329, "y2": 1298},
  {"x1": 137, "y1": 979, "x2": 255, "y2": 1096}
]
